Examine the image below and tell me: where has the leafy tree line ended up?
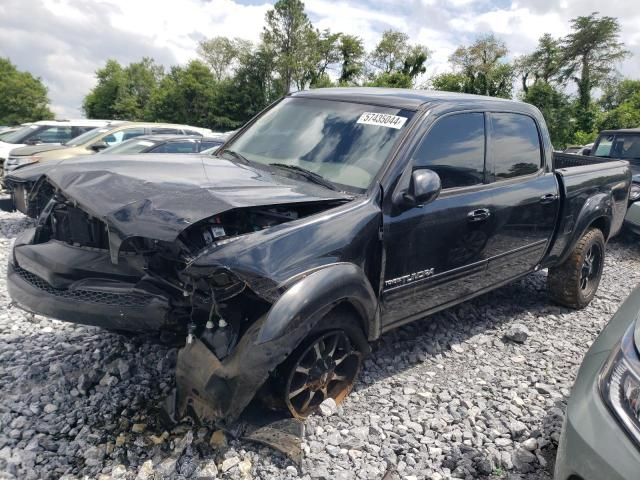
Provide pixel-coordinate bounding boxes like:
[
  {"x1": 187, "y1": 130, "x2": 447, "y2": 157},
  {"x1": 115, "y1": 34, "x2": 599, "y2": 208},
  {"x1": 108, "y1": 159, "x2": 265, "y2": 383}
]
[
  {"x1": 2, "y1": 0, "x2": 634, "y2": 148},
  {"x1": 82, "y1": 0, "x2": 430, "y2": 130}
]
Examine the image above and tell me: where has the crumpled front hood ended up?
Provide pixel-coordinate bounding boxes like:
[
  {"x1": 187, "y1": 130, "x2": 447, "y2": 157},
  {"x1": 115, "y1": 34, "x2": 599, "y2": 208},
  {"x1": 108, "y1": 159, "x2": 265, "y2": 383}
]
[{"x1": 42, "y1": 154, "x2": 350, "y2": 244}]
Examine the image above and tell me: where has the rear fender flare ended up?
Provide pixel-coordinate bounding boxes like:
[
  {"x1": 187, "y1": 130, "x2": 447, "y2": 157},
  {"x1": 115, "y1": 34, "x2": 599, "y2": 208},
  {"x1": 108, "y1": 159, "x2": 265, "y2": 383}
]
[
  {"x1": 557, "y1": 192, "x2": 612, "y2": 265},
  {"x1": 256, "y1": 262, "x2": 379, "y2": 346}
]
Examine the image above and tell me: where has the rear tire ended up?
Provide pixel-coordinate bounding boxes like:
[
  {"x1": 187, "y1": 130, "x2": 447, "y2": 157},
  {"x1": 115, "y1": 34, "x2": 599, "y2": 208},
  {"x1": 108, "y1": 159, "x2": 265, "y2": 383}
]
[
  {"x1": 548, "y1": 228, "x2": 605, "y2": 309},
  {"x1": 276, "y1": 309, "x2": 368, "y2": 418}
]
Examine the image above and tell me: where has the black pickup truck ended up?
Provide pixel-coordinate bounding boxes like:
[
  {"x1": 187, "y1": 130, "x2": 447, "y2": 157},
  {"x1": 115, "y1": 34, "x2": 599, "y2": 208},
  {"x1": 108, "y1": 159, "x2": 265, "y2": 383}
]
[{"x1": 6, "y1": 88, "x2": 631, "y2": 424}]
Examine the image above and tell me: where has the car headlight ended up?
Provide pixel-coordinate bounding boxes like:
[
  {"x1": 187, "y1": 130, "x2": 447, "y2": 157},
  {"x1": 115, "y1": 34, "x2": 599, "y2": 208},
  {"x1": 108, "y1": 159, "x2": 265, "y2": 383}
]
[
  {"x1": 630, "y1": 183, "x2": 640, "y2": 202},
  {"x1": 5, "y1": 156, "x2": 41, "y2": 172},
  {"x1": 599, "y1": 320, "x2": 640, "y2": 445}
]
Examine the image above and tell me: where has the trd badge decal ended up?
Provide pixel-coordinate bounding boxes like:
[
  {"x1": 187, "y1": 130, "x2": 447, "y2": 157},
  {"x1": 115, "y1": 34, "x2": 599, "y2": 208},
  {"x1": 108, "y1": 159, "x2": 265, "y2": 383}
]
[{"x1": 384, "y1": 268, "x2": 435, "y2": 288}]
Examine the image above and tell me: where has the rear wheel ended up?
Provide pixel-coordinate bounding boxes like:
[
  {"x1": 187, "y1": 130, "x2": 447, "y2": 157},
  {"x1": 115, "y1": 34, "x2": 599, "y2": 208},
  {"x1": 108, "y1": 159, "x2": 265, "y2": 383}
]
[
  {"x1": 278, "y1": 310, "x2": 367, "y2": 418},
  {"x1": 548, "y1": 228, "x2": 605, "y2": 309}
]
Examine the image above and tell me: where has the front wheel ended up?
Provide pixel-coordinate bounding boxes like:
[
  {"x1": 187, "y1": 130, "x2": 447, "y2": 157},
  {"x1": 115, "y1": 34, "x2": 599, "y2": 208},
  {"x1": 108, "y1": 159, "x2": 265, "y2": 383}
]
[
  {"x1": 276, "y1": 311, "x2": 368, "y2": 418},
  {"x1": 548, "y1": 228, "x2": 605, "y2": 309}
]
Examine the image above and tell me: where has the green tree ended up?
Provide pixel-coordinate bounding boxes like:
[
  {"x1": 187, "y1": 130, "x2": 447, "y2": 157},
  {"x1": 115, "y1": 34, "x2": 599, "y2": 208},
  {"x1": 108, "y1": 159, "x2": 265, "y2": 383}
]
[
  {"x1": 0, "y1": 58, "x2": 53, "y2": 124},
  {"x1": 306, "y1": 29, "x2": 341, "y2": 88},
  {"x1": 599, "y1": 79, "x2": 640, "y2": 111},
  {"x1": 430, "y1": 72, "x2": 467, "y2": 93},
  {"x1": 262, "y1": 0, "x2": 313, "y2": 95},
  {"x1": 83, "y1": 58, "x2": 163, "y2": 120},
  {"x1": 338, "y1": 34, "x2": 365, "y2": 84},
  {"x1": 367, "y1": 30, "x2": 429, "y2": 87},
  {"x1": 560, "y1": 12, "x2": 630, "y2": 132},
  {"x1": 197, "y1": 36, "x2": 253, "y2": 81},
  {"x1": 516, "y1": 34, "x2": 563, "y2": 93},
  {"x1": 446, "y1": 34, "x2": 514, "y2": 98},
  {"x1": 146, "y1": 60, "x2": 216, "y2": 127},
  {"x1": 523, "y1": 82, "x2": 573, "y2": 148},
  {"x1": 212, "y1": 46, "x2": 281, "y2": 129}
]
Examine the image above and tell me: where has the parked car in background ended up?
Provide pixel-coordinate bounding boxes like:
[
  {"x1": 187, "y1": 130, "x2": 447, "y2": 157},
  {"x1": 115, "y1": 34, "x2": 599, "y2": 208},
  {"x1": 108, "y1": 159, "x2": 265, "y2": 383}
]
[
  {"x1": 0, "y1": 126, "x2": 24, "y2": 141},
  {"x1": 4, "y1": 122, "x2": 213, "y2": 173},
  {"x1": 555, "y1": 286, "x2": 640, "y2": 480},
  {"x1": 2, "y1": 134, "x2": 229, "y2": 217},
  {"x1": 5, "y1": 88, "x2": 631, "y2": 424},
  {"x1": 0, "y1": 120, "x2": 112, "y2": 172},
  {"x1": 589, "y1": 129, "x2": 640, "y2": 234},
  {"x1": 98, "y1": 133, "x2": 229, "y2": 155}
]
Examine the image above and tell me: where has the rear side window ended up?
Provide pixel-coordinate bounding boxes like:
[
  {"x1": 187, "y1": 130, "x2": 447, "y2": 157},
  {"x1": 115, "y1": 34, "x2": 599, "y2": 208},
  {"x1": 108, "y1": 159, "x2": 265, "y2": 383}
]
[
  {"x1": 150, "y1": 141, "x2": 197, "y2": 153},
  {"x1": 102, "y1": 128, "x2": 146, "y2": 145},
  {"x1": 490, "y1": 113, "x2": 542, "y2": 180},
  {"x1": 411, "y1": 113, "x2": 485, "y2": 189},
  {"x1": 151, "y1": 128, "x2": 181, "y2": 135}
]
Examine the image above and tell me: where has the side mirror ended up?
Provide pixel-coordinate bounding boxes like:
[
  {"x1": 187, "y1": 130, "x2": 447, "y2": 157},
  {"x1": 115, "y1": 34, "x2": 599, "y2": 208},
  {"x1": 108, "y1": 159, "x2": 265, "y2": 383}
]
[
  {"x1": 396, "y1": 168, "x2": 441, "y2": 209},
  {"x1": 582, "y1": 147, "x2": 591, "y2": 156},
  {"x1": 90, "y1": 141, "x2": 108, "y2": 152},
  {"x1": 25, "y1": 138, "x2": 40, "y2": 145}
]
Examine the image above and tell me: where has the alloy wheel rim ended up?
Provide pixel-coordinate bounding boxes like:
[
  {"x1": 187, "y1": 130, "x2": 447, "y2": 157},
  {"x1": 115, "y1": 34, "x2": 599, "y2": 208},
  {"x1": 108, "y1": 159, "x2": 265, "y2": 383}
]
[
  {"x1": 284, "y1": 331, "x2": 361, "y2": 418},
  {"x1": 580, "y1": 243, "x2": 602, "y2": 292}
]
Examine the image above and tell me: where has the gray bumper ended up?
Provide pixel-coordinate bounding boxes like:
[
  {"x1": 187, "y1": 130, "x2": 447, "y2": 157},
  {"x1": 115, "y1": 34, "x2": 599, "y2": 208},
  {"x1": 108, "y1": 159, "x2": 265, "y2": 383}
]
[{"x1": 555, "y1": 349, "x2": 640, "y2": 480}]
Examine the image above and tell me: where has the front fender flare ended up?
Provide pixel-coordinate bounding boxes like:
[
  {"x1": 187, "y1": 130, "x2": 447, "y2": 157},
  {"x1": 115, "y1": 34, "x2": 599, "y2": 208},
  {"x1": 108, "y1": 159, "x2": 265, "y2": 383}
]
[{"x1": 257, "y1": 262, "x2": 379, "y2": 345}]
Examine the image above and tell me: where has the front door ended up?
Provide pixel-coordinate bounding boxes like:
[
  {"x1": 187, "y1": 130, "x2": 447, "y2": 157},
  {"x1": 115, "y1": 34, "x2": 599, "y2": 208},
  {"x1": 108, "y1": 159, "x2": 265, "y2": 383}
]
[{"x1": 382, "y1": 112, "x2": 496, "y2": 327}]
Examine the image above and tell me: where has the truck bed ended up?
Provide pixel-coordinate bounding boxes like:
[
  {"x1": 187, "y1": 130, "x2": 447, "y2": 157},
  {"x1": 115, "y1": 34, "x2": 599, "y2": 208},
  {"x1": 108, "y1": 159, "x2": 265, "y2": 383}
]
[
  {"x1": 544, "y1": 157, "x2": 631, "y2": 267},
  {"x1": 553, "y1": 151, "x2": 618, "y2": 169}
]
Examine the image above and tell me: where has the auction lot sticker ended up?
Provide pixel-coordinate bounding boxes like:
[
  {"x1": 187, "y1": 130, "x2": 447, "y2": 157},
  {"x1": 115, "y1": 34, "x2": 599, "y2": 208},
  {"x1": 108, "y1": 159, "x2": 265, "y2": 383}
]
[{"x1": 357, "y1": 112, "x2": 408, "y2": 129}]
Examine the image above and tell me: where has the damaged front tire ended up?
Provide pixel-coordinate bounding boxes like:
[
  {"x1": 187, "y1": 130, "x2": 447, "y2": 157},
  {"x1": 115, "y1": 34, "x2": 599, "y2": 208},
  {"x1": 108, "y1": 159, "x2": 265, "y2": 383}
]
[{"x1": 277, "y1": 310, "x2": 368, "y2": 418}]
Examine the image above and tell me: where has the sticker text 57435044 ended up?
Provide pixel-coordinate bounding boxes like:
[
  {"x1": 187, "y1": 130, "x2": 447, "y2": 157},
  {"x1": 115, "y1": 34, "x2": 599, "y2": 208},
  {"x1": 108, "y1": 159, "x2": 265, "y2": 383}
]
[{"x1": 357, "y1": 112, "x2": 408, "y2": 129}]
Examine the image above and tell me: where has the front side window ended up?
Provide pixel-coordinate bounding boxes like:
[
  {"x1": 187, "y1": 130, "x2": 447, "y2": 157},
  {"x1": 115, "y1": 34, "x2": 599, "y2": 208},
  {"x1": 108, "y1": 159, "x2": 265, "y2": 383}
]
[
  {"x1": 150, "y1": 141, "x2": 197, "y2": 153},
  {"x1": 410, "y1": 113, "x2": 485, "y2": 189},
  {"x1": 226, "y1": 97, "x2": 414, "y2": 191},
  {"x1": 490, "y1": 113, "x2": 542, "y2": 180}
]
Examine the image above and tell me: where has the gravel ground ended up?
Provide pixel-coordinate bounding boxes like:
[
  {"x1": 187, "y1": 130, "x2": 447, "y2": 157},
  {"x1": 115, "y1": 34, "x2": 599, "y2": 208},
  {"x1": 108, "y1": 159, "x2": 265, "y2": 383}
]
[{"x1": 1, "y1": 209, "x2": 639, "y2": 480}]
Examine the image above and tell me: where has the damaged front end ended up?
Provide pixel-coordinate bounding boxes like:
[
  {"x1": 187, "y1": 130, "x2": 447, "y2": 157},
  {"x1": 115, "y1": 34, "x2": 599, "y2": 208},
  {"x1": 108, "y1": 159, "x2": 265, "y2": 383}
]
[{"x1": 8, "y1": 177, "x2": 357, "y2": 426}]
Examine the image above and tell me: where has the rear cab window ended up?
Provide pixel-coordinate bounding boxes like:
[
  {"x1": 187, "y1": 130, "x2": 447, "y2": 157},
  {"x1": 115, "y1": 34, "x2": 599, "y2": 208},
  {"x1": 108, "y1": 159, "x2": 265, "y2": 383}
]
[{"x1": 488, "y1": 113, "x2": 542, "y2": 181}]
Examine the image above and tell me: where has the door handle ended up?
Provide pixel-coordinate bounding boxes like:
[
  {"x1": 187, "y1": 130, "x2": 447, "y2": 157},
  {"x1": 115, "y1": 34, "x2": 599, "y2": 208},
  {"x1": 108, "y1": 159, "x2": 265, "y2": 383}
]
[
  {"x1": 467, "y1": 208, "x2": 491, "y2": 222},
  {"x1": 540, "y1": 193, "x2": 558, "y2": 204}
]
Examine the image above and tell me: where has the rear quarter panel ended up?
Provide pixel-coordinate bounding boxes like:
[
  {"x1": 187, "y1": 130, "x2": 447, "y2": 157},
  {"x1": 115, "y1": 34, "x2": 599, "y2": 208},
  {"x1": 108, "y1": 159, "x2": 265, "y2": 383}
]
[{"x1": 543, "y1": 160, "x2": 631, "y2": 267}]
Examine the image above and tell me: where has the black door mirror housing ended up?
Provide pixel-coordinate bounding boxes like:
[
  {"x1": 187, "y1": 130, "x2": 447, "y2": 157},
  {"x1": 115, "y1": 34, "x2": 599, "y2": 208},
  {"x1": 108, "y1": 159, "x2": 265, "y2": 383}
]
[
  {"x1": 90, "y1": 141, "x2": 109, "y2": 152},
  {"x1": 582, "y1": 147, "x2": 591, "y2": 156},
  {"x1": 395, "y1": 168, "x2": 442, "y2": 209}
]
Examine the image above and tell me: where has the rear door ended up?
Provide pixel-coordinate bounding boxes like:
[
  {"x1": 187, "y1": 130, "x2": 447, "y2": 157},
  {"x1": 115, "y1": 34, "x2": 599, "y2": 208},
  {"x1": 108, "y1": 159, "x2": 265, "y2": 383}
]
[{"x1": 483, "y1": 112, "x2": 559, "y2": 284}]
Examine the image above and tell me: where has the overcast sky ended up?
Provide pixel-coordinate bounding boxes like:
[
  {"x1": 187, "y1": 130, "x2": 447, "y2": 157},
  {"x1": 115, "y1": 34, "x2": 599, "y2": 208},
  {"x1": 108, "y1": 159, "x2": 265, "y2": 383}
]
[{"x1": 1, "y1": 0, "x2": 639, "y2": 118}]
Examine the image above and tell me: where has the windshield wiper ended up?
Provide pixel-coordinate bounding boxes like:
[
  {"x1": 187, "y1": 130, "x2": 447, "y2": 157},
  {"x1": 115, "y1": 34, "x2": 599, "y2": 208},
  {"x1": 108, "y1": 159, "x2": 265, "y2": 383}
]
[
  {"x1": 221, "y1": 149, "x2": 253, "y2": 165},
  {"x1": 268, "y1": 163, "x2": 339, "y2": 191}
]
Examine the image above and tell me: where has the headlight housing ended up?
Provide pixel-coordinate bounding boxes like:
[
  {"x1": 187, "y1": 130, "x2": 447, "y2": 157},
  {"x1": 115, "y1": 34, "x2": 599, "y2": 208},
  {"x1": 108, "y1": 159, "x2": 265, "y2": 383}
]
[
  {"x1": 5, "y1": 155, "x2": 41, "y2": 172},
  {"x1": 599, "y1": 320, "x2": 640, "y2": 445},
  {"x1": 629, "y1": 183, "x2": 640, "y2": 202}
]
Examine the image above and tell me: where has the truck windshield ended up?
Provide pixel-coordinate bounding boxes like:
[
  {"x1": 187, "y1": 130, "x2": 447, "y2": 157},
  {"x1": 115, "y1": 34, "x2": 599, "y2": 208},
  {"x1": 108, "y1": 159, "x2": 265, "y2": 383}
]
[
  {"x1": 594, "y1": 133, "x2": 640, "y2": 161},
  {"x1": 225, "y1": 97, "x2": 414, "y2": 192}
]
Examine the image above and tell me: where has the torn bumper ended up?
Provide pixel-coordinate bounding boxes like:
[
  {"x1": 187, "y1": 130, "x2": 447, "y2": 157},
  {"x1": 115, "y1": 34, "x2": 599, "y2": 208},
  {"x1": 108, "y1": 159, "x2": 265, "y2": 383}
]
[{"x1": 7, "y1": 230, "x2": 171, "y2": 331}]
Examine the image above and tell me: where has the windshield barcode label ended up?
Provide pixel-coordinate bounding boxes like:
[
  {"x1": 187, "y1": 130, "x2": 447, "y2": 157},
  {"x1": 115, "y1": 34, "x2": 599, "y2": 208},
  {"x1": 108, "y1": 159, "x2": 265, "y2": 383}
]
[{"x1": 357, "y1": 112, "x2": 408, "y2": 129}]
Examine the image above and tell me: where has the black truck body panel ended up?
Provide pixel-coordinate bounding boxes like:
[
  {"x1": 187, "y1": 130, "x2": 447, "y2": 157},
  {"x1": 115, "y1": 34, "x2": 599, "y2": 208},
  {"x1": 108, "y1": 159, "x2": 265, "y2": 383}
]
[{"x1": 5, "y1": 88, "x2": 632, "y2": 425}]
